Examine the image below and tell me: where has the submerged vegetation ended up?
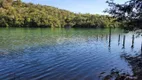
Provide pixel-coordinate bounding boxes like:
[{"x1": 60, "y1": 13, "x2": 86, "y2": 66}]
[{"x1": 0, "y1": 0, "x2": 120, "y2": 28}]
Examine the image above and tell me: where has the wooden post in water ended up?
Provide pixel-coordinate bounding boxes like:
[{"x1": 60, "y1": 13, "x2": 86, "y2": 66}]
[
  {"x1": 118, "y1": 34, "x2": 120, "y2": 46},
  {"x1": 141, "y1": 42, "x2": 142, "y2": 54},
  {"x1": 108, "y1": 27, "x2": 111, "y2": 52},
  {"x1": 131, "y1": 35, "x2": 134, "y2": 48},
  {"x1": 122, "y1": 35, "x2": 126, "y2": 49},
  {"x1": 109, "y1": 27, "x2": 111, "y2": 47}
]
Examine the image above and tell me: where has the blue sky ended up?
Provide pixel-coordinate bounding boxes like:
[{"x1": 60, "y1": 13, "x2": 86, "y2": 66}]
[{"x1": 22, "y1": 0, "x2": 128, "y2": 14}]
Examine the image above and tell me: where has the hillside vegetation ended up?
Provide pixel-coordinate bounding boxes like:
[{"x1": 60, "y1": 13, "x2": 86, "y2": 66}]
[{"x1": 0, "y1": 0, "x2": 120, "y2": 28}]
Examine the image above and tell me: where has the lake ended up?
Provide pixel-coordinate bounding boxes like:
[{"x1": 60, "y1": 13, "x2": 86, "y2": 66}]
[{"x1": 0, "y1": 28, "x2": 141, "y2": 80}]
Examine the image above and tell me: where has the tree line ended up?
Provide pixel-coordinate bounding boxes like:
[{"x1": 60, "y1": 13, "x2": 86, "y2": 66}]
[{"x1": 0, "y1": 0, "x2": 120, "y2": 28}]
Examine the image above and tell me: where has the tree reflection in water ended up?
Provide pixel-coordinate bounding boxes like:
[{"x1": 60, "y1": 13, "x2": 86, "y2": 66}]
[{"x1": 100, "y1": 31, "x2": 142, "y2": 80}]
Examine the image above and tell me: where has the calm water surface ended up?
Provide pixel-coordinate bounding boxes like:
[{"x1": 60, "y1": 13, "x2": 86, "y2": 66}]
[{"x1": 0, "y1": 28, "x2": 141, "y2": 80}]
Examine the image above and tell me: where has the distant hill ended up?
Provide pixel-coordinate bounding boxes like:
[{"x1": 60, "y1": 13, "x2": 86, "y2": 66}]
[{"x1": 0, "y1": 0, "x2": 120, "y2": 28}]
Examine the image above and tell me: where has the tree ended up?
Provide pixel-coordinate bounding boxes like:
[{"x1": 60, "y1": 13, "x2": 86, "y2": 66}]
[
  {"x1": 106, "y1": 0, "x2": 142, "y2": 29},
  {"x1": 1, "y1": 0, "x2": 13, "y2": 9},
  {"x1": 0, "y1": 0, "x2": 119, "y2": 28}
]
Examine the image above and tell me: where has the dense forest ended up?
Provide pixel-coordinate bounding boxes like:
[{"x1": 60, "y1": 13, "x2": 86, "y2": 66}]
[{"x1": 0, "y1": 0, "x2": 120, "y2": 28}]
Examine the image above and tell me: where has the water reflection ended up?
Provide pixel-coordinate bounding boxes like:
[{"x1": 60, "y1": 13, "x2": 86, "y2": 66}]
[
  {"x1": 0, "y1": 28, "x2": 140, "y2": 52},
  {"x1": 0, "y1": 28, "x2": 141, "y2": 80},
  {"x1": 100, "y1": 31, "x2": 142, "y2": 80}
]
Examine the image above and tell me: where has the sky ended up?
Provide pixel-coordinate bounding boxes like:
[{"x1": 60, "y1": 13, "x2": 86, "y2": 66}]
[{"x1": 22, "y1": 0, "x2": 128, "y2": 14}]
